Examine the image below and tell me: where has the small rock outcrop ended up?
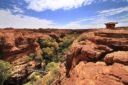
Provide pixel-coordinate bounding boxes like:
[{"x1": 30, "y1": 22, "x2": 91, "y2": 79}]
[{"x1": 104, "y1": 51, "x2": 128, "y2": 65}]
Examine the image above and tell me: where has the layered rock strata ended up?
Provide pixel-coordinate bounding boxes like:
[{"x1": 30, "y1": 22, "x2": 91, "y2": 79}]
[{"x1": 63, "y1": 29, "x2": 128, "y2": 85}]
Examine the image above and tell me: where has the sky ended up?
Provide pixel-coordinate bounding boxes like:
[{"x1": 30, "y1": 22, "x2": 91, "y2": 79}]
[{"x1": 0, "y1": 0, "x2": 128, "y2": 29}]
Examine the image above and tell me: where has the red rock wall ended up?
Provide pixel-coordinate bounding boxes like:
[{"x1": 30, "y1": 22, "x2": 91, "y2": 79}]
[{"x1": 62, "y1": 29, "x2": 128, "y2": 85}]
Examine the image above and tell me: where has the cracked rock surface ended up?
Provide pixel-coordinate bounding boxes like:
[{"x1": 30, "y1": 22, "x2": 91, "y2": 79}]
[{"x1": 62, "y1": 29, "x2": 128, "y2": 85}]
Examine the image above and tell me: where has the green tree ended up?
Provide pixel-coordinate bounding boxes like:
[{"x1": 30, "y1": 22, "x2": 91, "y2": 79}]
[
  {"x1": 37, "y1": 34, "x2": 77, "y2": 63},
  {"x1": 42, "y1": 47, "x2": 56, "y2": 63},
  {"x1": 45, "y1": 62, "x2": 58, "y2": 71},
  {"x1": 57, "y1": 34, "x2": 75, "y2": 62},
  {"x1": 0, "y1": 60, "x2": 11, "y2": 85},
  {"x1": 24, "y1": 72, "x2": 42, "y2": 85},
  {"x1": 37, "y1": 38, "x2": 59, "y2": 63}
]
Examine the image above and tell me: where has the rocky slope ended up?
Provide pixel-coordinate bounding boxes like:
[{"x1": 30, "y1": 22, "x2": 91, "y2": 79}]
[
  {"x1": 0, "y1": 29, "x2": 52, "y2": 85},
  {"x1": 0, "y1": 29, "x2": 47, "y2": 59},
  {"x1": 0, "y1": 28, "x2": 86, "y2": 85},
  {"x1": 62, "y1": 29, "x2": 128, "y2": 85},
  {"x1": 4, "y1": 56, "x2": 41, "y2": 85}
]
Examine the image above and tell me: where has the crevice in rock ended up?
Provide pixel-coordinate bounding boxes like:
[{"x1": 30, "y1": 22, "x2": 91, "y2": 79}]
[
  {"x1": 109, "y1": 45, "x2": 128, "y2": 51},
  {"x1": 123, "y1": 82, "x2": 128, "y2": 85},
  {"x1": 66, "y1": 47, "x2": 82, "y2": 77},
  {"x1": 109, "y1": 74, "x2": 122, "y2": 80},
  {"x1": 109, "y1": 74, "x2": 128, "y2": 85}
]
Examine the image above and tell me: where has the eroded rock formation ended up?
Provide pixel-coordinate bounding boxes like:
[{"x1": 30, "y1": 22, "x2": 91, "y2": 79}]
[
  {"x1": 63, "y1": 29, "x2": 128, "y2": 85},
  {"x1": 0, "y1": 29, "x2": 50, "y2": 85},
  {"x1": 0, "y1": 29, "x2": 50, "y2": 59},
  {"x1": 62, "y1": 62, "x2": 128, "y2": 85}
]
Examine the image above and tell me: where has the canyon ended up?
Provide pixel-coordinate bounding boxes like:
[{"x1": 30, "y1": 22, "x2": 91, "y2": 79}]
[{"x1": 0, "y1": 27, "x2": 128, "y2": 85}]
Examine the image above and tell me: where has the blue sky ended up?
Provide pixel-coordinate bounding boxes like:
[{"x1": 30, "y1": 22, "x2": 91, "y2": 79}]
[{"x1": 0, "y1": 0, "x2": 128, "y2": 29}]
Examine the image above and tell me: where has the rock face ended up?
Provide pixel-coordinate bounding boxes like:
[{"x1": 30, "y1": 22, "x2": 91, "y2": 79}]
[
  {"x1": 63, "y1": 29, "x2": 128, "y2": 85},
  {"x1": 4, "y1": 56, "x2": 41, "y2": 85},
  {"x1": 104, "y1": 51, "x2": 128, "y2": 65},
  {"x1": 62, "y1": 62, "x2": 128, "y2": 85},
  {"x1": 0, "y1": 29, "x2": 48, "y2": 85},
  {"x1": 0, "y1": 29, "x2": 48, "y2": 60}
]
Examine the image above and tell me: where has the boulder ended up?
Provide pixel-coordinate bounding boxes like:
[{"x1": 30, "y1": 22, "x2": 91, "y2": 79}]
[{"x1": 104, "y1": 51, "x2": 128, "y2": 65}]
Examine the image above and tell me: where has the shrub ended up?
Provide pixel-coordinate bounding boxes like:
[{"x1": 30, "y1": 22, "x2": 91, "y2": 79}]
[
  {"x1": 24, "y1": 72, "x2": 42, "y2": 85},
  {"x1": 29, "y1": 72, "x2": 41, "y2": 82},
  {"x1": 42, "y1": 62, "x2": 61, "y2": 85},
  {"x1": 45, "y1": 62, "x2": 61, "y2": 78},
  {"x1": 37, "y1": 38, "x2": 59, "y2": 63},
  {"x1": 78, "y1": 36, "x2": 87, "y2": 42},
  {"x1": 24, "y1": 78, "x2": 42, "y2": 85},
  {"x1": 55, "y1": 57, "x2": 65, "y2": 63},
  {"x1": 42, "y1": 47, "x2": 56, "y2": 63},
  {"x1": 59, "y1": 34, "x2": 75, "y2": 48},
  {"x1": 41, "y1": 73, "x2": 54, "y2": 85},
  {"x1": 123, "y1": 27, "x2": 127, "y2": 30},
  {"x1": 57, "y1": 34, "x2": 75, "y2": 62},
  {"x1": 29, "y1": 52, "x2": 36, "y2": 59},
  {"x1": 34, "y1": 52, "x2": 43, "y2": 61},
  {"x1": 21, "y1": 30, "x2": 27, "y2": 35},
  {"x1": 28, "y1": 52, "x2": 43, "y2": 61},
  {"x1": 20, "y1": 56, "x2": 32, "y2": 62},
  {"x1": 46, "y1": 77, "x2": 54, "y2": 85},
  {"x1": 45, "y1": 62, "x2": 58, "y2": 71},
  {"x1": 52, "y1": 70, "x2": 61, "y2": 78},
  {"x1": 0, "y1": 60, "x2": 11, "y2": 85},
  {"x1": 37, "y1": 38, "x2": 59, "y2": 49},
  {"x1": 37, "y1": 34, "x2": 76, "y2": 63}
]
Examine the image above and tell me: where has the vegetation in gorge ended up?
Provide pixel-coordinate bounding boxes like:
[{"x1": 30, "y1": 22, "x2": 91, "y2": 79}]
[
  {"x1": 23, "y1": 33, "x2": 79, "y2": 85},
  {"x1": 37, "y1": 34, "x2": 77, "y2": 64},
  {"x1": 24, "y1": 33, "x2": 77, "y2": 85},
  {"x1": 24, "y1": 72, "x2": 42, "y2": 85},
  {"x1": 24, "y1": 62, "x2": 61, "y2": 85},
  {"x1": 42, "y1": 62, "x2": 61, "y2": 85},
  {"x1": 78, "y1": 36, "x2": 87, "y2": 42},
  {"x1": 0, "y1": 60, "x2": 11, "y2": 85}
]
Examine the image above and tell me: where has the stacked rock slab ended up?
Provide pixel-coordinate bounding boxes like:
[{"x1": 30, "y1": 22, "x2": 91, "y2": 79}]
[{"x1": 63, "y1": 29, "x2": 128, "y2": 85}]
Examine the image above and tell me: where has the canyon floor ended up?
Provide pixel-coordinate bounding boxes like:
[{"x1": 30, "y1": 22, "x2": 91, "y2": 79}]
[{"x1": 0, "y1": 27, "x2": 128, "y2": 85}]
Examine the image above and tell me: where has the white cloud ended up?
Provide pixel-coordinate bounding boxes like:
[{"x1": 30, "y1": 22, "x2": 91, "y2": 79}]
[
  {"x1": 0, "y1": 9, "x2": 54, "y2": 28},
  {"x1": 117, "y1": 14, "x2": 128, "y2": 22},
  {"x1": 92, "y1": 16, "x2": 109, "y2": 24},
  {"x1": 62, "y1": 22, "x2": 105, "y2": 29},
  {"x1": 119, "y1": 14, "x2": 128, "y2": 18},
  {"x1": 117, "y1": 22, "x2": 128, "y2": 27},
  {"x1": 120, "y1": 18, "x2": 128, "y2": 22},
  {"x1": 61, "y1": 17, "x2": 107, "y2": 29},
  {"x1": 13, "y1": 6, "x2": 24, "y2": 13},
  {"x1": 62, "y1": 14, "x2": 128, "y2": 29},
  {"x1": 24, "y1": 0, "x2": 128, "y2": 12},
  {"x1": 24, "y1": 0, "x2": 95, "y2": 12},
  {"x1": 69, "y1": 18, "x2": 95, "y2": 24},
  {"x1": 99, "y1": 6, "x2": 128, "y2": 16}
]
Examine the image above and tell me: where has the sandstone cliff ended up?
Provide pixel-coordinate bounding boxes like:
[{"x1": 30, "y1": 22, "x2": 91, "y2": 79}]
[
  {"x1": 62, "y1": 29, "x2": 128, "y2": 85},
  {"x1": 0, "y1": 29, "x2": 51, "y2": 60},
  {"x1": 0, "y1": 29, "x2": 51, "y2": 85}
]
